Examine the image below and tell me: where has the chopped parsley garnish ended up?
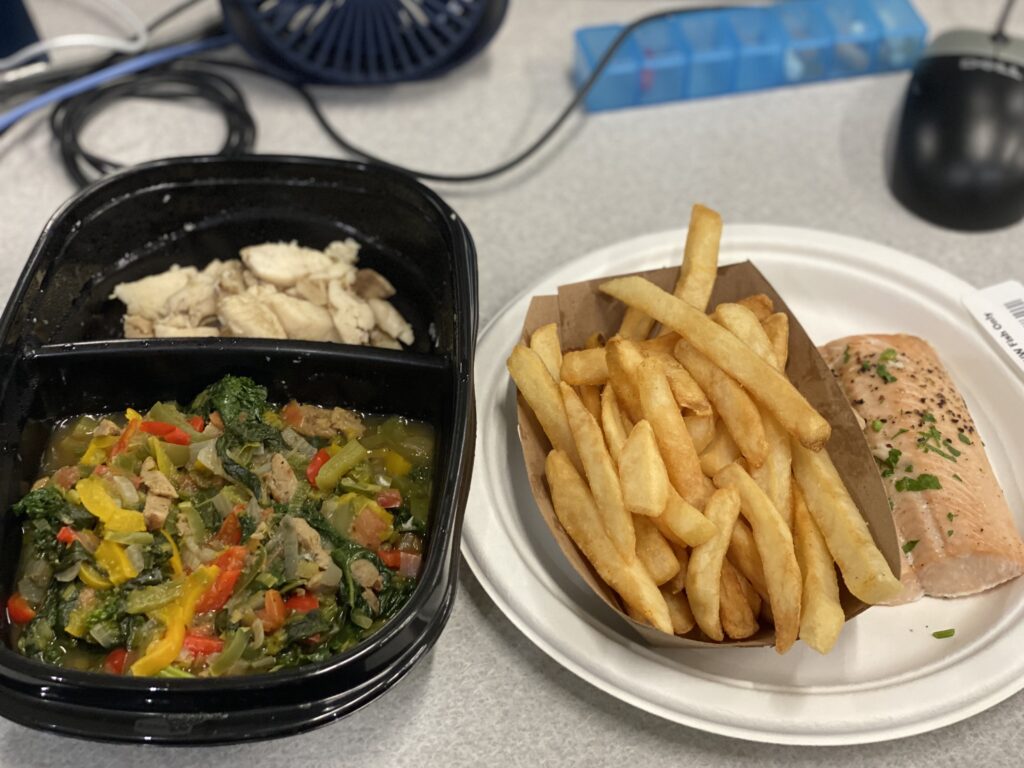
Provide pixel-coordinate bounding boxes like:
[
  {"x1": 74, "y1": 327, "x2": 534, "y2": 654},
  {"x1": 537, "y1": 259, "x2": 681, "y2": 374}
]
[
  {"x1": 958, "y1": 432, "x2": 972, "y2": 445},
  {"x1": 875, "y1": 448, "x2": 902, "y2": 478},
  {"x1": 879, "y1": 348, "x2": 898, "y2": 362},
  {"x1": 876, "y1": 363, "x2": 897, "y2": 383},
  {"x1": 902, "y1": 539, "x2": 919, "y2": 554},
  {"x1": 932, "y1": 629, "x2": 955, "y2": 639},
  {"x1": 947, "y1": 529, "x2": 954, "y2": 537},
  {"x1": 917, "y1": 427, "x2": 960, "y2": 462},
  {"x1": 894, "y1": 473, "x2": 942, "y2": 492},
  {"x1": 953, "y1": 473, "x2": 963, "y2": 483},
  {"x1": 891, "y1": 428, "x2": 908, "y2": 439},
  {"x1": 905, "y1": 464, "x2": 914, "y2": 473},
  {"x1": 861, "y1": 360, "x2": 873, "y2": 372},
  {"x1": 871, "y1": 419, "x2": 884, "y2": 432},
  {"x1": 842, "y1": 345, "x2": 851, "y2": 364},
  {"x1": 947, "y1": 512, "x2": 957, "y2": 522},
  {"x1": 921, "y1": 411, "x2": 935, "y2": 423}
]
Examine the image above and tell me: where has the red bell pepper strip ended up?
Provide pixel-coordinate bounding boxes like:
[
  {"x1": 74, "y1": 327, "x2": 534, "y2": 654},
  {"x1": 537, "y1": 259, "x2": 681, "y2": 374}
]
[
  {"x1": 110, "y1": 418, "x2": 139, "y2": 458},
  {"x1": 216, "y1": 508, "x2": 243, "y2": 546},
  {"x1": 187, "y1": 415, "x2": 205, "y2": 432},
  {"x1": 6, "y1": 593, "x2": 35, "y2": 624},
  {"x1": 56, "y1": 526, "x2": 77, "y2": 546},
  {"x1": 258, "y1": 589, "x2": 286, "y2": 633},
  {"x1": 183, "y1": 633, "x2": 224, "y2": 657},
  {"x1": 306, "y1": 448, "x2": 330, "y2": 485},
  {"x1": 140, "y1": 421, "x2": 191, "y2": 445},
  {"x1": 377, "y1": 549, "x2": 402, "y2": 570},
  {"x1": 103, "y1": 647, "x2": 128, "y2": 675},
  {"x1": 284, "y1": 593, "x2": 319, "y2": 614}
]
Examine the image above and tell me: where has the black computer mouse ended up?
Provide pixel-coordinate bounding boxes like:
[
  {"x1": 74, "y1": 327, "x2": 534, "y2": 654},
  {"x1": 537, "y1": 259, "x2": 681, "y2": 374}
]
[{"x1": 888, "y1": 30, "x2": 1024, "y2": 231}]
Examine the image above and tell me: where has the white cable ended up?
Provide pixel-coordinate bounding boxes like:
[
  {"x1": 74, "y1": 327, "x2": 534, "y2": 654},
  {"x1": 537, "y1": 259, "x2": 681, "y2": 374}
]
[{"x1": 0, "y1": 0, "x2": 150, "y2": 72}]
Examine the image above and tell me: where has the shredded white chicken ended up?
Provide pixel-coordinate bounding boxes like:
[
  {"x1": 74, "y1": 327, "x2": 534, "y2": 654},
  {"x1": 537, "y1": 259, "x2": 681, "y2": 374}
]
[{"x1": 112, "y1": 240, "x2": 414, "y2": 347}]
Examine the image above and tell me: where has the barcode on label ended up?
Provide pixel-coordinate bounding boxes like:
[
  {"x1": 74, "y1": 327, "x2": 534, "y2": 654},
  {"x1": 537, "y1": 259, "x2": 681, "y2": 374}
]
[{"x1": 1005, "y1": 298, "x2": 1024, "y2": 326}]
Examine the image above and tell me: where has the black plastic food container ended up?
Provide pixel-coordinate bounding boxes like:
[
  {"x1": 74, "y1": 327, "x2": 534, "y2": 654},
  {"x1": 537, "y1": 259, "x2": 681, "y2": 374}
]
[{"x1": 0, "y1": 156, "x2": 477, "y2": 744}]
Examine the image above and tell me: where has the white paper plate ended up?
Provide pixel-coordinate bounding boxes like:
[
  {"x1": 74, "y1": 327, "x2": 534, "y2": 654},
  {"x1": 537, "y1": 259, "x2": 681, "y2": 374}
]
[{"x1": 461, "y1": 225, "x2": 1024, "y2": 746}]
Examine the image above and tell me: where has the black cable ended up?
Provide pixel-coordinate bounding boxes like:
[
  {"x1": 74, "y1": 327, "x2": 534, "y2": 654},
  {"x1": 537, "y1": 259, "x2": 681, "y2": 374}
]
[
  {"x1": 51, "y1": 2, "x2": 767, "y2": 187},
  {"x1": 994, "y1": 0, "x2": 1018, "y2": 41},
  {"x1": 51, "y1": 62, "x2": 254, "y2": 187}
]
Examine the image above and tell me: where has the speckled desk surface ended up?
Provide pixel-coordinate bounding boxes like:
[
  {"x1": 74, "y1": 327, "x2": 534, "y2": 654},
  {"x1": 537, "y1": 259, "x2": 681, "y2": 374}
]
[{"x1": 2, "y1": 0, "x2": 1024, "y2": 764}]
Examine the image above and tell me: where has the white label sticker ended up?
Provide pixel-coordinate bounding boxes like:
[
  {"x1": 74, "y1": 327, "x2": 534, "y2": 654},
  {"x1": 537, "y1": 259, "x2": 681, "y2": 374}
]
[{"x1": 962, "y1": 280, "x2": 1024, "y2": 380}]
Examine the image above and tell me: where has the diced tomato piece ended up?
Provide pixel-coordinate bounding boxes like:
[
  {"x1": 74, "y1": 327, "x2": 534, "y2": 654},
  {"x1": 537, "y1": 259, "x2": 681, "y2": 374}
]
[
  {"x1": 214, "y1": 545, "x2": 248, "y2": 572},
  {"x1": 281, "y1": 401, "x2": 304, "y2": 429},
  {"x1": 187, "y1": 416, "x2": 205, "y2": 432},
  {"x1": 351, "y1": 508, "x2": 389, "y2": 550},
  {"x1": 183, "y1": 633, "x2": 224, "y2": 657},
  {"x1": 110, "y1": 419, "x2": 139, "y2": 458},
  {"x1": 56, "y1": 526, "x2": 77, "y2": 546},
  {"x1": 216, "y1": 509, "x2": 242, "y2": 546},
  {"x1": 376, "y1": 489, "x2": 403, "y2": 509},
  {"x1": 103, "y1": 647, "x2": 128, "y2": 675},
  {"x1": 258, "y1": 589, "x2": 286, "y2": 633},
  {"x1": 377, "y1": 549, "x2": 402, "y2": 570},
  {"x1": 284, "y1": 593, "x2": 319, "y2": 614},
  {"x1": 6, "y1": 593, "x2": 35, "y2": 625},
  {"x1": 195, "y1": 568, "x2": 242, "y2": 613},
  {"x1": 139, "y1": 421, "x2": 176, "y2": 436},
  {"x1": 305, "y1": 448, "x2": 330, "y2": 485}
]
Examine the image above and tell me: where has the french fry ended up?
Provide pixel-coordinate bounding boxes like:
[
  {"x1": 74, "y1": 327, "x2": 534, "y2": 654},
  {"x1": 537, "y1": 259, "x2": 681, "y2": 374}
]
[
  {"x1": 619, "y1": 306, "x2": 657, "y2": 341},
  {"x1": 664, "y1": 544, "x2": 689, "y2": 594},
  {"x1": 599, "y1": 276, "x2": 831, "y2": 450},
  {"x1": 720, "y1": 560, "x2": 759, "y2": 640},
  {"x1": 647, "y1": 352, "x2": 712, "y2": 415},
  {"x1": 684, "y1": 413, "x2": 716, "y2": 453},
  {"x1": 728, "y1": 520, "x2": 769, "y2": 602},
  {"x1": 791, "y1": 440, "x2": 902, "y2": 604},
  {"x1": 713, "y1": 463, "x2": 801, "y2": 654},
  {"x1": 674, "y1": 340, "x2": 768, "y2": 468},
  {"x1": 606, "y1": 338, "x2": 645, "y2": 424},
  {"x1": 687, "y1": 487, "x2": 741, "y2": 641},
  {"x1": 737, "y1": 565, "x2": 762, "y2": 615},
  {"x1": 579, "y1": 333, "x2": 605, "y2": 419},
  {"x1": 655, "y1": 488, "x2": 717, "y2": 547},
  {"x1": 700, "y1": 424, "x2": 740, "y2": 478},
  {"x1": 673, "y1": 203, "x2": 722, "y2": 312},
  {"x1": 530, "y1": 323, "x2": 563, "y2": 381},
  {"x1": 751, "y1": 413, "x2": 793, "y2": 529},
  {"x1": 619, "y1": 420, "x2": 670, "y2": 517},
  {"x1": 560, "y1": 383, "x2": 636, "y2": 561},
  {"x1": 734, "y1": 293, "x2": 774, "y2": 322},
  {"x1": 637, "y1": 358, "x2": 707, "y2": 507},
  {"x1": 711, "y1": 303, "x2": 779, "y2": 370},
  {"x1": 662, "y1": 588, "x2": 696, "y2": 635},
  {"x1": 508, "y1": 344, "x2": 582, "y2": 471},
  {"x1": 762, "y1": 313, "x2": 790, "y2": 371},
  {"x1": 561, "y1": 348, "x2": 608, "y2": 386},
  {"x1": 639, "y1": 334, "x2": 679, "y2": 355},
  {"x1": 546, "y1": 450, "x2": 672, "y2": 634},
  {"x1": 634, "y1": 515, "x2": 681, "y2": 585},
  {"x1": 600, "y1": 385, "x2": 629, "y2": 466},
  {"x1": 793, "y1": 486, "x2": 845, "y2": 654}
]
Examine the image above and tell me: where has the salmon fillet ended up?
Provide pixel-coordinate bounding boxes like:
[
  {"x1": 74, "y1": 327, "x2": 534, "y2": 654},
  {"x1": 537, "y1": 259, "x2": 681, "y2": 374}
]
[{"x1": 821, "y1": 333, "x2": 1024, "y2": 603}]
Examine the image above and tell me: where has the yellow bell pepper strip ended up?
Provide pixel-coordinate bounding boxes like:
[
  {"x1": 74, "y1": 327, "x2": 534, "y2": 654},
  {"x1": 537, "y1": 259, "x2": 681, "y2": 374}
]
[
  {"x1": 161, "y1": 530, "x2": 184, "y2": 577},
  {"x1": 382, "y1": 449, "x2": 412, "y2": 478},
  {"x1": 130, "y1": 565, "x2": 218, "y2": 677},
  {"x1": 78, "y1": 562, "x2": 113, "y2": 589},
  {"x1": 76, "y1": 475, "x2": 146, "y2": 532},
  {"x1": 94, "y1": 540, "x2": 138, "y2": 585},
  {"x1": 80, "y1": 435, "x2": 118, "y2": 466},
  {"x1": 147, "y1": 436, "x2": 176, "y2": 479}
]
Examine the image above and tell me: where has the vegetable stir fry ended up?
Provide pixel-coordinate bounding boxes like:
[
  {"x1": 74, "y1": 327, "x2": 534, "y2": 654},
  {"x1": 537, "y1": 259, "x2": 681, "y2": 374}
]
[{"x1": 6, "y1": 376, "x2": 433, "y2": 677}]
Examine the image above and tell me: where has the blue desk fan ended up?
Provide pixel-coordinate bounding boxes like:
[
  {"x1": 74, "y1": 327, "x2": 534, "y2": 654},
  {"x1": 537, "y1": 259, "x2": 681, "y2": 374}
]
[{"x1": 222, "y1": 0, "x2": 509, "y2": 84}]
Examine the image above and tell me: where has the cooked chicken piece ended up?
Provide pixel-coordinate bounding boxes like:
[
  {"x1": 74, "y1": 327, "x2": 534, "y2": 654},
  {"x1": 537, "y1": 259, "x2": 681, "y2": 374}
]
[
  {"x1": 354, "y1": 268, "x2": 396, "y2": 300},
  {"x1": 112, "y1": 266, "x2": 196, "y2": 320},
  {"x1": 328, "y1": 280, "x2": 375, "y2": 345},
  {"x1": 123, "y1": 314, "x2": 154, "y2": 338},
  {"x1": 284, "y1": 516, "x2": 334, "y2": 570},
  {"x1": 216, "y1": 259, "x2": 246, "y2": 295},
  {"x1": 93, "y1": 419, "x2": 122, "y2": 437},
  {"x1": 266, "y1": 453, "x2": 298, "y2": 503},
  {"x1": 240, "y1": 241, "x2": 335, "y2": 288},
  {"x1": 288, "y1": 403, "x2": 365, "y2": 439},
  {"x1": 362, "y1": 588, "x2": 380, "y2": 614},
  {"x1": 290, "y1": 277, "x2": 330, "y2": 307},
  {"x1": 350, "y1": 559, "x2": 382, "y2": 590},
  {"x1": 331, "y1": 408, "x2": 365, "y2": 439},
  {"x1": 368, "y1": 298, "x2": 414, "y2": 345},
  {"x1": 153, "y1": 324, "x2": 220, "y2": 338},
  {"x1": 31, "y1": 477, "x2": 49, "y2": 491},
  {"x1": 140, "y1": 457, "x2": 178, "y2": 499},
  {"x1": 218, "y1": 292, "x2": 287, "y2": 339},
  {"x1": 143, "y1": 493, "x2": 172, "y2": 531},
  {"x1": 264, "y1": 292, "x2": 339, "y2": 342},
  {"x1": 165, "y1": 275, "x2": 218, "y2": 327},
  {"x1": 324, "y1": 238, "x2": 361, "y2": 265},
  {"x1": 370, "y1": 329, "x2": 402, "y2": 350}
]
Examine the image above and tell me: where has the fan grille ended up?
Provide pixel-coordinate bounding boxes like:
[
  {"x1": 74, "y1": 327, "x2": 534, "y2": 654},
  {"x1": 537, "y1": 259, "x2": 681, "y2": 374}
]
[{"x1": 223, "y1": 0, "x2": 496, "y2": 84}]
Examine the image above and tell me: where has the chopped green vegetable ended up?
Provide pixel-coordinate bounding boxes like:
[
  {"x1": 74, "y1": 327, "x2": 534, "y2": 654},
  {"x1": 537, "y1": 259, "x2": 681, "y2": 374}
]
[
  {"x1": 842, "y1": 345, "x2": 851, "y2": 364},
  {"x1": 875, "y1": 363, "x2": 897, "y2": 383},
  {"x1": 958, "y1": 432, "x2": 972, "y2": 445},
  {"x1": 870, "y1": 419, "x2": 884, "y2": 432},
  {"x1": 894, "y1": 473, "x2": 942, "y2": 492},
  {"x1": 932, "y1": 629, "x2": 955, "y2": 639},
  {"x1": 879, "y1": 348, "x2": 898, "y2": 362},
  {"x1": 875, "y1": 448, "x2": 902, "y2": 478},
  {"x1": 902, "y1": 539, "x2": 919, "y2": 554},
  {"x1": 921, "y1": 411, "x2": 935, "y2": 423},
  {"x1": 953, "y1": 473, "x2": 963, "y2": 483}
]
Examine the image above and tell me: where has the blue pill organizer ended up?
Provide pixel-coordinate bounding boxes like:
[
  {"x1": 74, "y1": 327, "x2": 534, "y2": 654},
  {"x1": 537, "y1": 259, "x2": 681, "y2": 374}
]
[{"x1": 573, "y1": 0, "x2": 927, "y2": 112}]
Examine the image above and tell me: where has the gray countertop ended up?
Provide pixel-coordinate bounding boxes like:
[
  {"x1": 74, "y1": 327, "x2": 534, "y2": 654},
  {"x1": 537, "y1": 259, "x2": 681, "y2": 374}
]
[{"x1": 3, "y1": 0, "x2": 1024, "y2": 764}]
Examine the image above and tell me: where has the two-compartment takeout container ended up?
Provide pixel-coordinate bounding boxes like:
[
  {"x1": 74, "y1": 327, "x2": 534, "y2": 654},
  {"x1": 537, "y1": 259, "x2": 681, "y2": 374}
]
[
  {"x1": 0, "y1": 156, "x2": 477, "y2": 743},
  {"x1": 516, "y1": 262, "x2": 901, "y2": 648}
]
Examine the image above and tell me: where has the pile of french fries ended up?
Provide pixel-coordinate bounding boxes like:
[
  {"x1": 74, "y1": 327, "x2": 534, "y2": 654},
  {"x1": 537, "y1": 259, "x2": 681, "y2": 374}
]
[{"x1": 508, "y1": 204, "x2": 901, "y2": 654}]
